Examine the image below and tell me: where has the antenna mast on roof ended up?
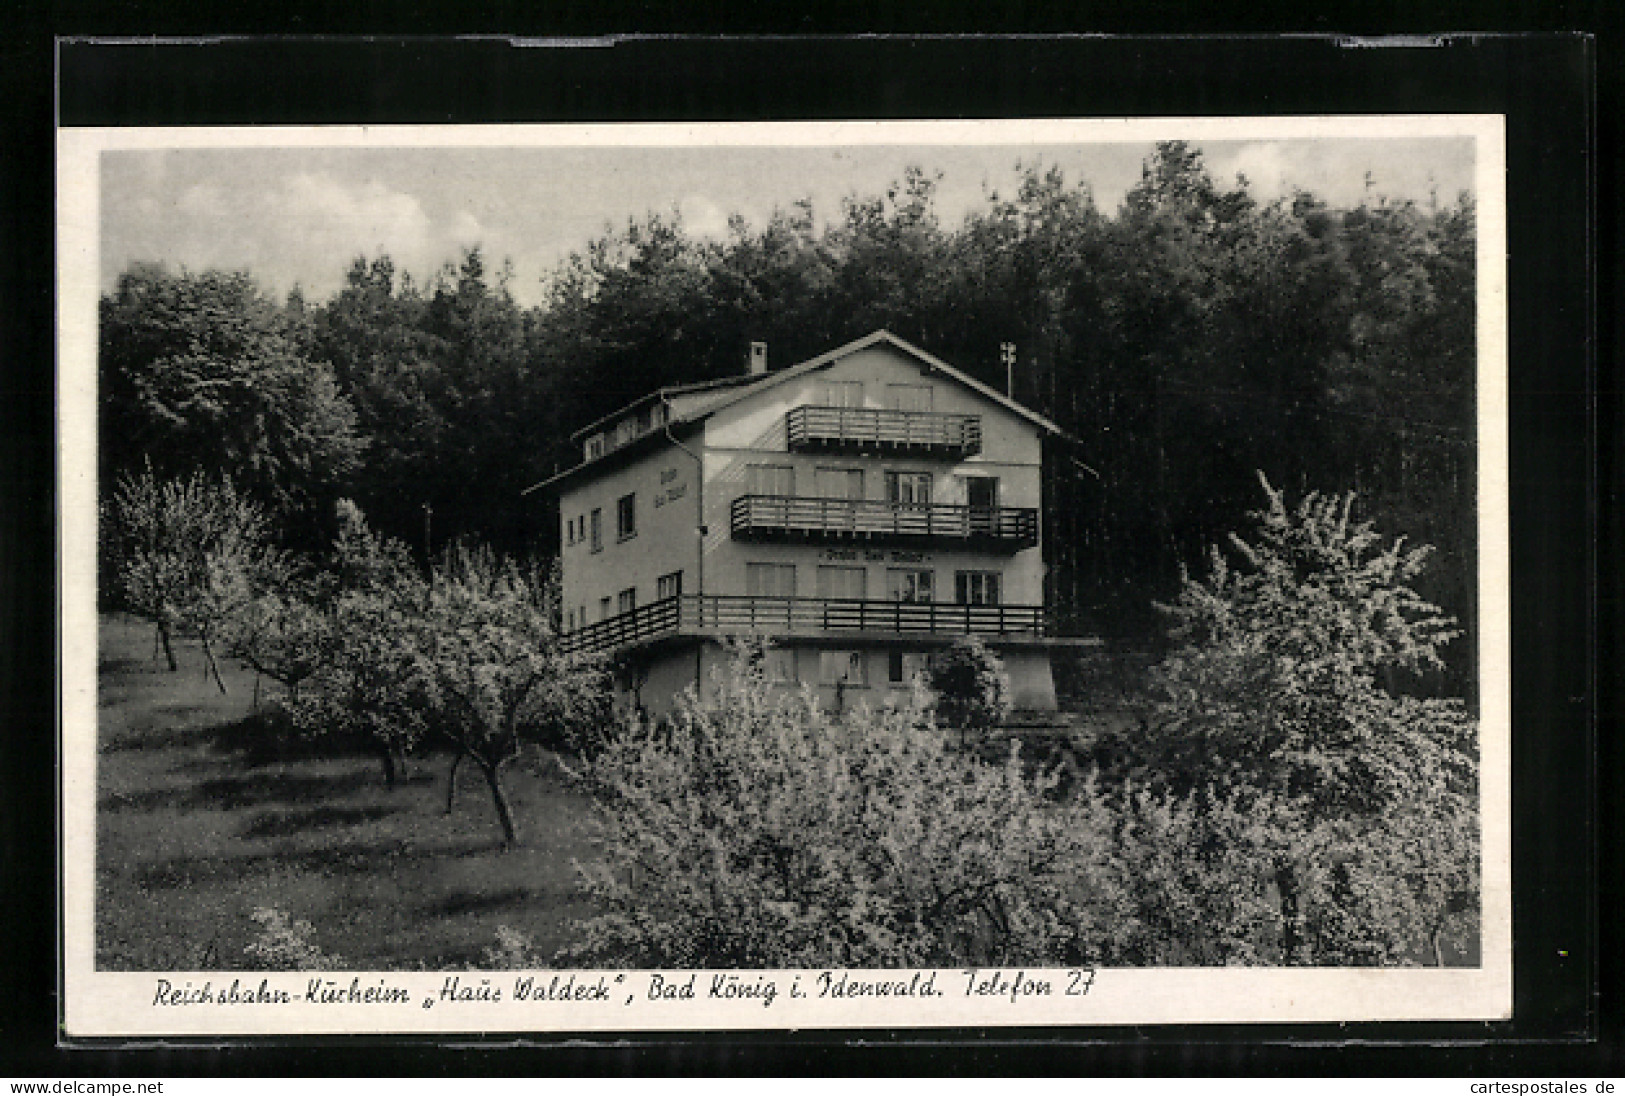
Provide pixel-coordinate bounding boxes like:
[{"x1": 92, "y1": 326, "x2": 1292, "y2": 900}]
[{"x1": 1000, "y1": 342, "x2": 1016, "y2": 398}]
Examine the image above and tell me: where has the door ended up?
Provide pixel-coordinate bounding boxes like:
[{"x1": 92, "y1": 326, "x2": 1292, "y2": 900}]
[{"x1": 963, "y1": 475, "x2": 999, "y2": 535}]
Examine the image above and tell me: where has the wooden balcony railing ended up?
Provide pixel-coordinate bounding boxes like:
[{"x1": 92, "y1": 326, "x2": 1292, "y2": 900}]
[
  {"x1": 559, "y1": 594, "x2": 1048, "y2": 655},
  {"x1": 786, "y1": 405, "x2": 982, "y2": 456},
  {"x1": 730, "y1": 494, "x2": 1038, "y2": 550}
]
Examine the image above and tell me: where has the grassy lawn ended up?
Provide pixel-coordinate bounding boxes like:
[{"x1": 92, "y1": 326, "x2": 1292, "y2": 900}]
[{"x1": 96, "y1": 613, "x2": 604, "y2": 971}]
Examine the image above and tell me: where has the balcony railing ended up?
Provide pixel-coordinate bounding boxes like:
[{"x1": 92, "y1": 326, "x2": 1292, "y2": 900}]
[
  {"x1": 786, "y1": 405, "x2": 982, "y2": 457},
  {"x1": 730, "y1": 494, "x2": 1038, "y2": 550},
  {"x1": 559, "y1": 594, "x2": 1048, "y2": 656}
]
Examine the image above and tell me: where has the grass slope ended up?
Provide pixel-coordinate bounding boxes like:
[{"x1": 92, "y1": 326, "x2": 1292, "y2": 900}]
[{"x1": 96, "y1": 613, "x2": 601, "y2": 971}]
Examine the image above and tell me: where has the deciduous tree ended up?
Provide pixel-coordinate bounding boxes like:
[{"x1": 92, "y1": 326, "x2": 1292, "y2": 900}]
[
  {"x1": 415, "y1": 543, "x2": 608, "y2": 846},
  {"x1": 107, "y1": 464, "x2": 278, "y2": 691}
]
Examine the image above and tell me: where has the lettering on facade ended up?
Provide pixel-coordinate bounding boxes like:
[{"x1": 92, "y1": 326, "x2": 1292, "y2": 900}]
[
  {"x1": 820, "y1": 548, "x2": 922, "y2": 563},
  {"x1": 653, "y1": 467, "x2": 687, "y2": 508}
]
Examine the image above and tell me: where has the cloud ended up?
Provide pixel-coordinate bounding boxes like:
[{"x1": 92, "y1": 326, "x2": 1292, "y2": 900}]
[
  {"x1": 1224, "y1": 144, "x2": 1293, "y2": 199},
  {"x1": 277, "y1": 173, "x2": 436, "y2": 260},
  {"x1": 105, "y1": 167, "x2": 485, "y2": 302},
  {"x1": 447, "y1": 209, "x2": 486, "y2": 247},
  {"x1": 176, "y1": 181, "x2": 231, "y2": 219},
  {"x1": 677, "y1": 193, "x2": 731, "y2": 241}
]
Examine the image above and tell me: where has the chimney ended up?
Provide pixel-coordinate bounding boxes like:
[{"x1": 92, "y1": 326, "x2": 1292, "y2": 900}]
[{"x1": 748, "y1": 341, "x2": 768, "y2": 376}]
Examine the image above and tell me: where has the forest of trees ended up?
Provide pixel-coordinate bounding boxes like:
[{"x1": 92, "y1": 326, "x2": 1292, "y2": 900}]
[{"x1": 99, "y1": 142, "x2": 1477, "y2": 691}]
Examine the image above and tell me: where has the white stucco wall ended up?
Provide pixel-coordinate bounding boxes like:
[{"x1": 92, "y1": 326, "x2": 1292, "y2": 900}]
[
  {"x1": 698, "y1": 343, "x2": 1047, "y2": 608},
  {"x1": 556, "y1": 442, "x2": 703, "y2": 629}
]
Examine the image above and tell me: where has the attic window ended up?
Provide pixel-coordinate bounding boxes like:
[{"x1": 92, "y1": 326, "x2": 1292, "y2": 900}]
[
  {"x1": 818, "y1": 381, "x2": 864, "y2": 408},
  {"x1": 584, "y1": 434, "x2": 606, "y2": 460}
]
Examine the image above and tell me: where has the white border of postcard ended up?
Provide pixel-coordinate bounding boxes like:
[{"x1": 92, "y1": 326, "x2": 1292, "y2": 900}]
[{"x1": 58, "y1": 116, "x2": 1511, "y2": 1036}]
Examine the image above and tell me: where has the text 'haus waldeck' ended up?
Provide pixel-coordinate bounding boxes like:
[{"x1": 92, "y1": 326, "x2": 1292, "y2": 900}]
[{"x1": 531, "y1": 331, "x2": 1091, "y2": 716}]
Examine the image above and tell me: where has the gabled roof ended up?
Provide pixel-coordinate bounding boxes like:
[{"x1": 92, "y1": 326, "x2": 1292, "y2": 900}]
[
  {"x1": 567, "y1": 373, "x2": 761, "y2": 444},
  {"x1": 528, "y1": 330, "x2": 1067, "y2": 495},
  {"x1": 692, "y1": 330, "x2": 1067, "y2": 437}
]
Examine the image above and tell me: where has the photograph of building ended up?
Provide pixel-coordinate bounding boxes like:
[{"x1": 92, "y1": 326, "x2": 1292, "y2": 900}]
[
  {"x1": 69, "y1": 112, "x2": 1503, "y2": 1018},
  {"x1": 537, "y1": 330, "x2": 1090, "y2": 715}
]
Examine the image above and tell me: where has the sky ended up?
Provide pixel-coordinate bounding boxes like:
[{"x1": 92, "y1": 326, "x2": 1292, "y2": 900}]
[{"x1": 100, "y1": 135, "x2": 1475, "y2": 310}]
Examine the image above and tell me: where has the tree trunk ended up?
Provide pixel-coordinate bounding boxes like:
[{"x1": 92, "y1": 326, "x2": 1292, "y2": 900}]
[
  {"x1": 157, "y1": 621, "x2": 178, "y2": 671},
  {"x1": 1275, "y1": 862, "x2": 1305, "y2": 964},
  {"x1": 1430, "y1": 926, "x2": 1446, "y2": 968},
  {"x1": 200, "y1": 635, "x2": 228, "y2": 694},
  {"x1": 480, "y1": 760, "x2": 521, "y2": 847},
  {"x1": 444, "y1": 750, "x2": 465, "y2": 815},
  {"x1": 376, "y1": 742, "x2": 398, "y2": 790}
]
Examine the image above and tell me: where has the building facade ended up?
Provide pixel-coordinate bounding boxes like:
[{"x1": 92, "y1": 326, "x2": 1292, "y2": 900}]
[{"x1": 533, "y1": 331, "x2": 1084, "y2": 716}]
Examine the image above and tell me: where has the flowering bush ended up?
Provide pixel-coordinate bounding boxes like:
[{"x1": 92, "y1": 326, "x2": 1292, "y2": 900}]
[
  {"x1": 244, "y1": 907, "x2": 341, "y2": 970},
  {"x1": 927, "y1": 635, "x2": 1013, "y2": 748},
  {"x1": 1120, "y1": 475, "x2": 1480, "y2": 965},
  {"x1": 565, "y1": 647, "x2": 1106, "y2": 968}
]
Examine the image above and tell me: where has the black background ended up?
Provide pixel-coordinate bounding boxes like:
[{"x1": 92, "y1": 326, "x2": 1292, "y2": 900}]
[{"x1": 3, "y1": 16, "x2": 1615, "y2": 1077}]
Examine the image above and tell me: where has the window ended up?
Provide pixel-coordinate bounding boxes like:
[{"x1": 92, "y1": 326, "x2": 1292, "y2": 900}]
[
  {"x1": 885, "y1": 471, "x2": 933, "y2": 506},
  {"x1": 579, "y1": 604, "x2": 587, "y2": 629},
  {"x1": 577, "y1": 515, "x2": 586, "y2": 542},
  {"x1": 617, "y1": 587, "x2": 637, "y2": 615},
  {"x1": 563, "y1": 516, "x2": 574, "y2": 547},
  {"x1": 616, "y1": 493, "x2": 637, "y2": 541},
  {"x1": 962, "y1": 475, "x2": 999, "y2": 510},
  {"x1": 657, "y1": 571, "x2": 683, "y2": 601},
  {"x1": 589, "y1": 508, "x2": 603, "y2": 552},
  {"x1": 817, "y1": 565, "x2": 867, "y2": 600},
  {"x1": 747, "y1": 463, "x2": 796, "y2": 497},
  {"x1": 816, "y1": 467, "x2": 865, "y2": 499},
  {"x1": 955, "y1": 570, "x2": 1002, "y2": 606},
  {"x1": 746, "y1": 563, "x2": 797, "y2": 597},
  {"x1": 820, "y1": 650, "x2": 867, "y2": 686},
  {"x1": 888, "y1": 568, "x2": 934, "y2": 603},
  {"x1": 584, "y1": 434, "x2": 605, "y2": 461},
  {"x1": 887, "y1": 384, "x2": 934, "y2": 412},
  {"x1": 565, "y1": 607, "x2": 575, "y2": 632},
  {"x1": 764, "y1": 647, "x2": 798, "y2": 683},
  {"x1": 599, "y1": 596, "x2": 612, "y2": 621},
  {"x1": 888, "y1": 651, "x2": 929, "y2": 685},
  {"x1": 818, "y1": 380, "x2": 863, "y2": 408}
]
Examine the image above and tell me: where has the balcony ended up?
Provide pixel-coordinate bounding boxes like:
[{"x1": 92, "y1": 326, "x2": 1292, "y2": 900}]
[
  {"x1": 785, "y1": 405, "x2": 982, "y2": 457},
  {"x1": 730, "y1": 495, "x2": 1038, "y2": 551},
  {"x1": 559, "y1": 594, "x2": 1048, "y2": 656}
]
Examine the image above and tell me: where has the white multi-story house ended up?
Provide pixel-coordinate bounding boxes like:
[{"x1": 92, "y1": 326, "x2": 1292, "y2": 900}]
[{"x1": 531, "y1": 330, "x2": 1086, "y2": 716}]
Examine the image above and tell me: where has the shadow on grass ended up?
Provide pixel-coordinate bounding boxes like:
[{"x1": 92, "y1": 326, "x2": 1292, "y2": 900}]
[
  {"x1": 99, "y1": 704, "x2": 260, "y2": 754},
  {"x1": 98, "y1": 652, "x2": 159, "y2": 677},
  {"x1": 133, "y1": 841, "x2": 422, "y2": 890},
  {"x1": 240, "y1": 804, "x2": 407, "y2": 839},
  {"x1": 103, "y1": 769, "x2": 382, "y2": 813},
  {"x1": 422, "y1": 887, "x2": 533, "y2": 919},
  {"x1": 198, "y1": 709, "x2": 364, "y2": 766}
]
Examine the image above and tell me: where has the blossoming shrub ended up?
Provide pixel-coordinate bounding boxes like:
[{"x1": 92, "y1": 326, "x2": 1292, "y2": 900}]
[
  {"x1": 927, "y1": 635, "x2": 1013, "y2": 750},
  {"x1": 1109, "y1": 475, "x2": 1480, "y2": 965},
  {"x1": 565, "y1": 647, "x2": 1109, "y2": 968},
  {"x1": 244, "y1": 907, "x2": 341, "y2": 970}
]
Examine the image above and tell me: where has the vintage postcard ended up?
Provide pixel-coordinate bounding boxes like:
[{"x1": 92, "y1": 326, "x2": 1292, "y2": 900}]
[{"x1": 59, "y1": 116, "x2": 1510, "y2": 1036}]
